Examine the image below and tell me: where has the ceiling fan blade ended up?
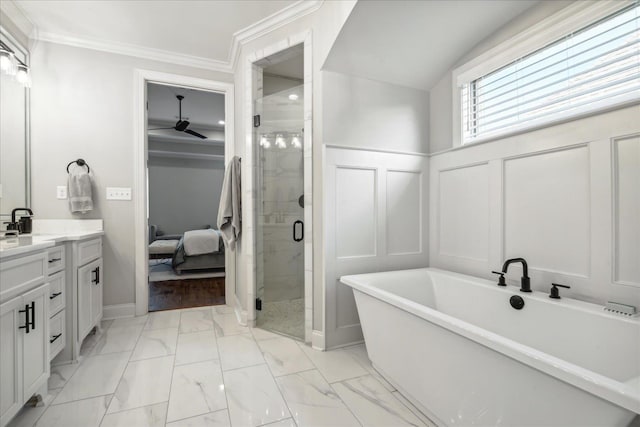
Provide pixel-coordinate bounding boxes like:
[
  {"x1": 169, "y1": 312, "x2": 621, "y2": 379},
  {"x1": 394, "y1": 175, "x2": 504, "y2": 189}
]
[
  {"x1": 184, "y1": 129, "x2": 207, "y2": 139},
  {"x1": 148, "y1": 127, "x2": 175, "y2": 131}
]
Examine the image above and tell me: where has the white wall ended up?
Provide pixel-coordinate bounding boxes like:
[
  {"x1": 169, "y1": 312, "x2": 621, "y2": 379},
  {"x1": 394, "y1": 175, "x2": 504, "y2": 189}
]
[
  {"x1": 321, "y1": 71, "x2": 430, "y2": 347},
  {"x1": 429, "y1": 106, "x2": 640, "y2": 308},
  {"x1": 30, "y1": 41, "x2": 232, "y2": 307},
  {"x1": 148, "y1": 157, "x2": 225, "y2": 235},
  {"x1": 324, "y1": 147, "x2": 429, "y2": 348},
  {"x1": 323, "y1": 71, "x2": 429, "y2": 154},
  {"x1": 427, "y1": 0, "x2": 640, "y2": 309}
]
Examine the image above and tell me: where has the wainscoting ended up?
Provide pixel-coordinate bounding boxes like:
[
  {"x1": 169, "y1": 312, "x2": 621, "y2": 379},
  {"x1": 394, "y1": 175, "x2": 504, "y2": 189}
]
[
  {"x1": 324, "y1": 146, "x2": 429, "y2": 348},
  {"x1": 430, "y1": 105, "x2": 640, "y2": 307}
]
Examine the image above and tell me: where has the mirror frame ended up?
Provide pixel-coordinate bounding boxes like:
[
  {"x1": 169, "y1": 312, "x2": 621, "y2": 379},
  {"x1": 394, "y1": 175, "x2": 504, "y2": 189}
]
[{"x1": 0, "y1": 25, "x2": 31, "y2": 216}]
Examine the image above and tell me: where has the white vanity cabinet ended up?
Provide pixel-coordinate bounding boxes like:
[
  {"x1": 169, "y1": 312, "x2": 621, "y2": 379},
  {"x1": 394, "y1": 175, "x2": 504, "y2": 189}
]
[
  {"x1": 77, "y1": 257, "x2": 102, "y2": 342},
  {"x1": 0, "y1": 250, "x2": 50, "y2": 427}
]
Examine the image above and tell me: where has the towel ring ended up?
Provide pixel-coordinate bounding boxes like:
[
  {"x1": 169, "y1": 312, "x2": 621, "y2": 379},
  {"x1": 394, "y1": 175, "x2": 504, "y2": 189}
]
[{"x1": 66, "y1": 159, "x2": 90, "y2": 173}]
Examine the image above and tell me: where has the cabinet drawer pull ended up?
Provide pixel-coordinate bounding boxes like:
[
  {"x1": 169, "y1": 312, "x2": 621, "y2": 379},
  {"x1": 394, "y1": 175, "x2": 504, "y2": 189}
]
[
  {"x1": 50, "y1": 292, "x2": 62, "y2": 300},
  {"x1": 18, "y1": 301, "x2": 35, "y2": 333},
  {"x1": 50, "y1": 333, "x2": 62, "y2": 344},
  {"x1": 19, "y1": 304, "x2": 30, "y2": 334},
  {"x1": 92, "y1": 266, "x2": 100, "y2": 285},
  {"x1": 48, "y1": 258, "x2": 62, "y2": 263}
]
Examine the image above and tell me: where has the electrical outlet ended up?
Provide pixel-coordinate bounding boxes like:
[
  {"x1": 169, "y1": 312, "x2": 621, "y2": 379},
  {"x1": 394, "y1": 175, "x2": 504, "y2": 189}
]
[
  {"x1": 56, "y1": 186, "x2": 68, "y2": 199},
  {"x1": 106, "y1": 187, "x2": 132, "y2": 200}
]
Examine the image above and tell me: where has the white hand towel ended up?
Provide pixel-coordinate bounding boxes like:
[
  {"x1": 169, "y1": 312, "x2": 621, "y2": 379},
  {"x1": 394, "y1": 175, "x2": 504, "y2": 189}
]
[
  {"x1": 183, "y1": 229, "x2": 219, "y2": 256},
  {"x1": 217, "y1": 156, "x2": 242, "y2": 250},
  {"x1": 68, "y1": 165, "x2": 93, "y2": 214}
]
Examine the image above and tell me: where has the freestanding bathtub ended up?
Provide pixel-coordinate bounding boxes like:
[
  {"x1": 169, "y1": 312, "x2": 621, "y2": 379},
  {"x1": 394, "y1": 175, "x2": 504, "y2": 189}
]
[{"x1": 340, "y1": 268, "x2": 640, "y2": 426}]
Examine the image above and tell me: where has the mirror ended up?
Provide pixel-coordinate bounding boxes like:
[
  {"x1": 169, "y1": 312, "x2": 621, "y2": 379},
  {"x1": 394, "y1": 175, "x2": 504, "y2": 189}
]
[{"x1": 0, "y1": 28, "x2": 30, "y2": 219}]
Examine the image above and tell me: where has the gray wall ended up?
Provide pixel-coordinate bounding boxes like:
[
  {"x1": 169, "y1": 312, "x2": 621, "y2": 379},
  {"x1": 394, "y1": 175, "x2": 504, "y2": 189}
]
[
  {"x1": 148, "y1": 157, "x2": 224, "y2": 235},
  {"x1": 323, "y1": 71, "x2": 429, "y2": 154},
  {"x1": 30, "y1": 41, "x2": 233, "y2": 307}
]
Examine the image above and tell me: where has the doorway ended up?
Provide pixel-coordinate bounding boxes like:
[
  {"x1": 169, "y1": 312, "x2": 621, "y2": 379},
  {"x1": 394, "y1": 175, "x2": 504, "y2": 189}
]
[
  {"x1": 134, "y1": 71, "x2": 235, "y2": 317},
  {"x1": 146, "y1": 83, "x2": 226, "y2": 311},
  {"x1": 249, "y1": 38, "x2": 312, "y2": 342}
]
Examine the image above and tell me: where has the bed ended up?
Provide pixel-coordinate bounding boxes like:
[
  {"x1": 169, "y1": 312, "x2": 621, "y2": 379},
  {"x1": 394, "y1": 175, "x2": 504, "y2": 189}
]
[
  {"x1": 149, "y1": 225, "x2": 225, "y2": 274},
  {"x1": 172, "y1": 233, "x2": 225, "y2": 274}
]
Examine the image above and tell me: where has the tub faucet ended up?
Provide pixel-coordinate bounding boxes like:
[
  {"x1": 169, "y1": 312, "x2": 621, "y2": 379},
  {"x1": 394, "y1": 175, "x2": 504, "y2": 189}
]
[{"x1": 502, "y1": 258, "x2": 531, "y2": 293}]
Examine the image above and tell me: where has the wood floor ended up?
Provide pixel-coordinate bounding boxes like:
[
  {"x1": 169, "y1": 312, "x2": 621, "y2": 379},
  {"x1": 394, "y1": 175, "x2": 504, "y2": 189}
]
[{"x1": 149, "y1": 276, "x2": 225, "y2": 311}]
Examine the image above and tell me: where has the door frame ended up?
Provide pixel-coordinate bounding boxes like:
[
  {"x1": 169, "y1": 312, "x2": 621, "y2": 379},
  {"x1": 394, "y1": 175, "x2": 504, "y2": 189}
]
[
  {"x1": 133, "y1": 69, "x2": 235, "y2": 316},
  {"x1": 244, "y1": 31, "x2": 313, "y2": 342}
]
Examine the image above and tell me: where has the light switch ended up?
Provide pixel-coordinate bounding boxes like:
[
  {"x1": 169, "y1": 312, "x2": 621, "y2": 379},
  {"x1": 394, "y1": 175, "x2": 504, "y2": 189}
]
[
  {"x1": 56, "y1": 186, "x2": 68, "y2": 199},
  {"x1": 106, "y1": 187, "x2": 132, "y2": 200}
]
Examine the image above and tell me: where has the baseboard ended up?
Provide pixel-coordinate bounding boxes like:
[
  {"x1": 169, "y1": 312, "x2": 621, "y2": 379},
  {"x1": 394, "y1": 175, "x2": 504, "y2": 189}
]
[
  {"x1": 103, "y1": 303, "x2": 136, "y2": 320},
  {"x1": 311, "y1": 329, "x2": 325, "y2": 351}
]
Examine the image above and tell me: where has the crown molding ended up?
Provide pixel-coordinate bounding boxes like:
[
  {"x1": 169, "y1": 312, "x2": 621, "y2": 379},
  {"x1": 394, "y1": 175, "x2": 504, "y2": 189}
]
[
  {"x1": 19, "y1": 0, "x2": 323, "y2": 73},
  {"x1": 35, "y1": 31, "x2": 233, "y2": 73},
  {"x1": 228, "y1": 0, "x2": 323, "y2": 71},
  {"x1": 0, "y1": 0, "x2": 35, "y2": 41}
]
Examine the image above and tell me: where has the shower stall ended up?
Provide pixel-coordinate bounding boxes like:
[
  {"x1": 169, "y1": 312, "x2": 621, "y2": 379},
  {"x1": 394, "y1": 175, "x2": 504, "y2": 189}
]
[{"x1": 254, "y1": 81, "x2": 305, "y2": 339}]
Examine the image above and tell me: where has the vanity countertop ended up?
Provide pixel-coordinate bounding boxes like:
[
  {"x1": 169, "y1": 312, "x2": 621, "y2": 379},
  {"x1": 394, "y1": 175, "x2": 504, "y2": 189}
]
[{"x1": 0, "y1": 230, "x2": 105, "y2": 259}]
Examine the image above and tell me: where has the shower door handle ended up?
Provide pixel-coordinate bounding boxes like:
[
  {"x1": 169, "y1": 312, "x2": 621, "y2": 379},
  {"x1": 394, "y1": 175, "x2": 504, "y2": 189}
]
[{"x1": 293, "y1": 220, "x2": 304, "y2": 242}]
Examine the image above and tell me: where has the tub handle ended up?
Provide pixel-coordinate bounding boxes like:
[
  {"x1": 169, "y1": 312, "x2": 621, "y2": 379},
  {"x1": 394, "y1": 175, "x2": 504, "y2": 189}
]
[
  {"x1": 549, "y1": 283, "x2": 570, "y2": 299},
  {"x1": 491, "y1": 271, "x2": 506, "y2": 286}
]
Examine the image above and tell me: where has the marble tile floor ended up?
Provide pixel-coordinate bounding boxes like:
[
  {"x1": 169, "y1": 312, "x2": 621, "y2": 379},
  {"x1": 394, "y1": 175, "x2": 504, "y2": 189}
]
[{"x1": 8, "y1": 305, "x2": 436, "y2": 427}]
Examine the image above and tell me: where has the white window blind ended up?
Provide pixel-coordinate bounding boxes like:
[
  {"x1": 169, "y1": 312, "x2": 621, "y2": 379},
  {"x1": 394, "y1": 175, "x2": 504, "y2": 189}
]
[{"x1": 461, "y1": 2, "x2": 640, "y2": 144}]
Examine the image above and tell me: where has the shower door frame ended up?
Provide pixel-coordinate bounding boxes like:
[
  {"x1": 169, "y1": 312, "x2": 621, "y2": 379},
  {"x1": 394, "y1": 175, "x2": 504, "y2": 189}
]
[{"x1": 245, "y1": 31, "x2": 313, "y2": 343}]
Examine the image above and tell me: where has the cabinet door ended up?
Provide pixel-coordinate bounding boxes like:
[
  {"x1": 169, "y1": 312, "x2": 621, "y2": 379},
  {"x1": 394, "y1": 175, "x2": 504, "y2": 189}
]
[
  {"x1": 77, "y1": 261, "x2": 93, "y2": 342},
  {"x1": 78, "y1": 259, "x2": 101, "y2": 342},
  {"x1": 21, "y1": 283, "x2": 50, "y2": 402},
  {"x1": 90, "y1": 259, "x2": 103, "y2": 327},
  {"x1": 0, "y1": 297, "x2": 23, "y2": 426}
]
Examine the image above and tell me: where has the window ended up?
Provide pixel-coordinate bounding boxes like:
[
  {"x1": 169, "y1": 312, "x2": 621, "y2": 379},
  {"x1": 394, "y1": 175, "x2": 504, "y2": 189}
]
[{"x1": 460, "y1": 2, "x2": 640, "y2": 144}]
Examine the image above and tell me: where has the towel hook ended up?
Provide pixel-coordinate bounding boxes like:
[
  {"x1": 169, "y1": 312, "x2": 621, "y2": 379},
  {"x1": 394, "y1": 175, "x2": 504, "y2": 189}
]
[{"x1": 66, "y1": 158, "x2": 90, "y2": 173}]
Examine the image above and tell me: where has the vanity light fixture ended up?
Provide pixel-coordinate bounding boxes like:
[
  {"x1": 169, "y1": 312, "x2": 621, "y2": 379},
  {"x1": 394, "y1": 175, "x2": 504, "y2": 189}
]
[
  {"x1": 260, "y1": 135, "x2": 271, "y2": 148},
  {"x1": 0, "y1": 46, "x2": 17, "y2": 75},
  {"x1": 291, "y1": 134, "x2": 302, "y2": 149},
  {"x1": 0, "y1": 40, "x2": 29, "y2": 86},
  {"x1": 15, "y1": 64, "x2": 31, "y2": 87},
  {"x1": 288, "y1": 93, "x2": 299, "y2": 101},
  {"x1": 275, "y1": 134, "x2": 287, "y2": 149}
]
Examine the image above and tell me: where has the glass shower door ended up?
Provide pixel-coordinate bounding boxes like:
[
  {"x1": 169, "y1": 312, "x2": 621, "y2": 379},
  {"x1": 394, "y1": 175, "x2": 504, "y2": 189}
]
[{"x1": 255, "y1": 84, "x2": 305, "y2": 339}]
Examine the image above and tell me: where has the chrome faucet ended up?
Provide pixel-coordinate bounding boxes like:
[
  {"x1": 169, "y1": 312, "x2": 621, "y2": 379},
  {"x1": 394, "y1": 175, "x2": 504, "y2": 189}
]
[{"x1": 502, "y1": 258, "x2": 531, "y2": 293}]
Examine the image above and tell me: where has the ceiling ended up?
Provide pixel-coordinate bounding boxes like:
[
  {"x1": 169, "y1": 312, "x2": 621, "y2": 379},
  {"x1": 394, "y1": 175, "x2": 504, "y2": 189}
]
[
  {"x1": 12, "y1": 0, "x2": 296, "y2": 64},
  {"x1": 324, "y1": 0, "x2": 539, "y2": 90},
  {"x1": 147, "y1": 83, "x2": 225, "y2": 149},
  {"x1": 148, "y1": 83, "x2": 224, "y2": 127}
]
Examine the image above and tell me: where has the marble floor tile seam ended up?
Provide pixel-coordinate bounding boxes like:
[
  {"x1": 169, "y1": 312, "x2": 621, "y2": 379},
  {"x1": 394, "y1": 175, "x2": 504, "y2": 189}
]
[
  {"x1": 218, "y1": 360, "x2": 268, "y2": 373},
  {"x1": 258, "y1": 417, "x2": 299, "y2": 427},
  {"x1": 295, "y1": 347, "x2": 372, "y2": 386},
  {"x1": 164, "y1": 408, "x2": 231, "y2": 427},
  {"x1": 258, "y1": 366, "x2": 300, "y2": 427},
  {"x1": 161, "y1": 351, "x2": 178, "y2": 426},
  {"x1": 265, "y1": 364, "x2": 317, "y2": 379},
  {"x1": 49, "y1": 391, "x2": 116, "y2": 407},
  {"x1": 96, "y1": 398, "x2": 170, "y2": 418},
  {"x1": 172, "y1": 355, "x2": 221, "y2": 369}
]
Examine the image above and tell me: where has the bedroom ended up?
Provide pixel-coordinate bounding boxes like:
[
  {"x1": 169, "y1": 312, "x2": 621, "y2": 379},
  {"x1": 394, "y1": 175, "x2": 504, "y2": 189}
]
[{"x1": 146, "y1": 83, "x2": 227, "y2": 311}]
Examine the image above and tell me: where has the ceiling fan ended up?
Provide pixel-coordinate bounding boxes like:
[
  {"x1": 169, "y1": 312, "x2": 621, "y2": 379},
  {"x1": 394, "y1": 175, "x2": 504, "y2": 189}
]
[{"x1": 149, "y1": 95, "x2": 207, "y2": 139}]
